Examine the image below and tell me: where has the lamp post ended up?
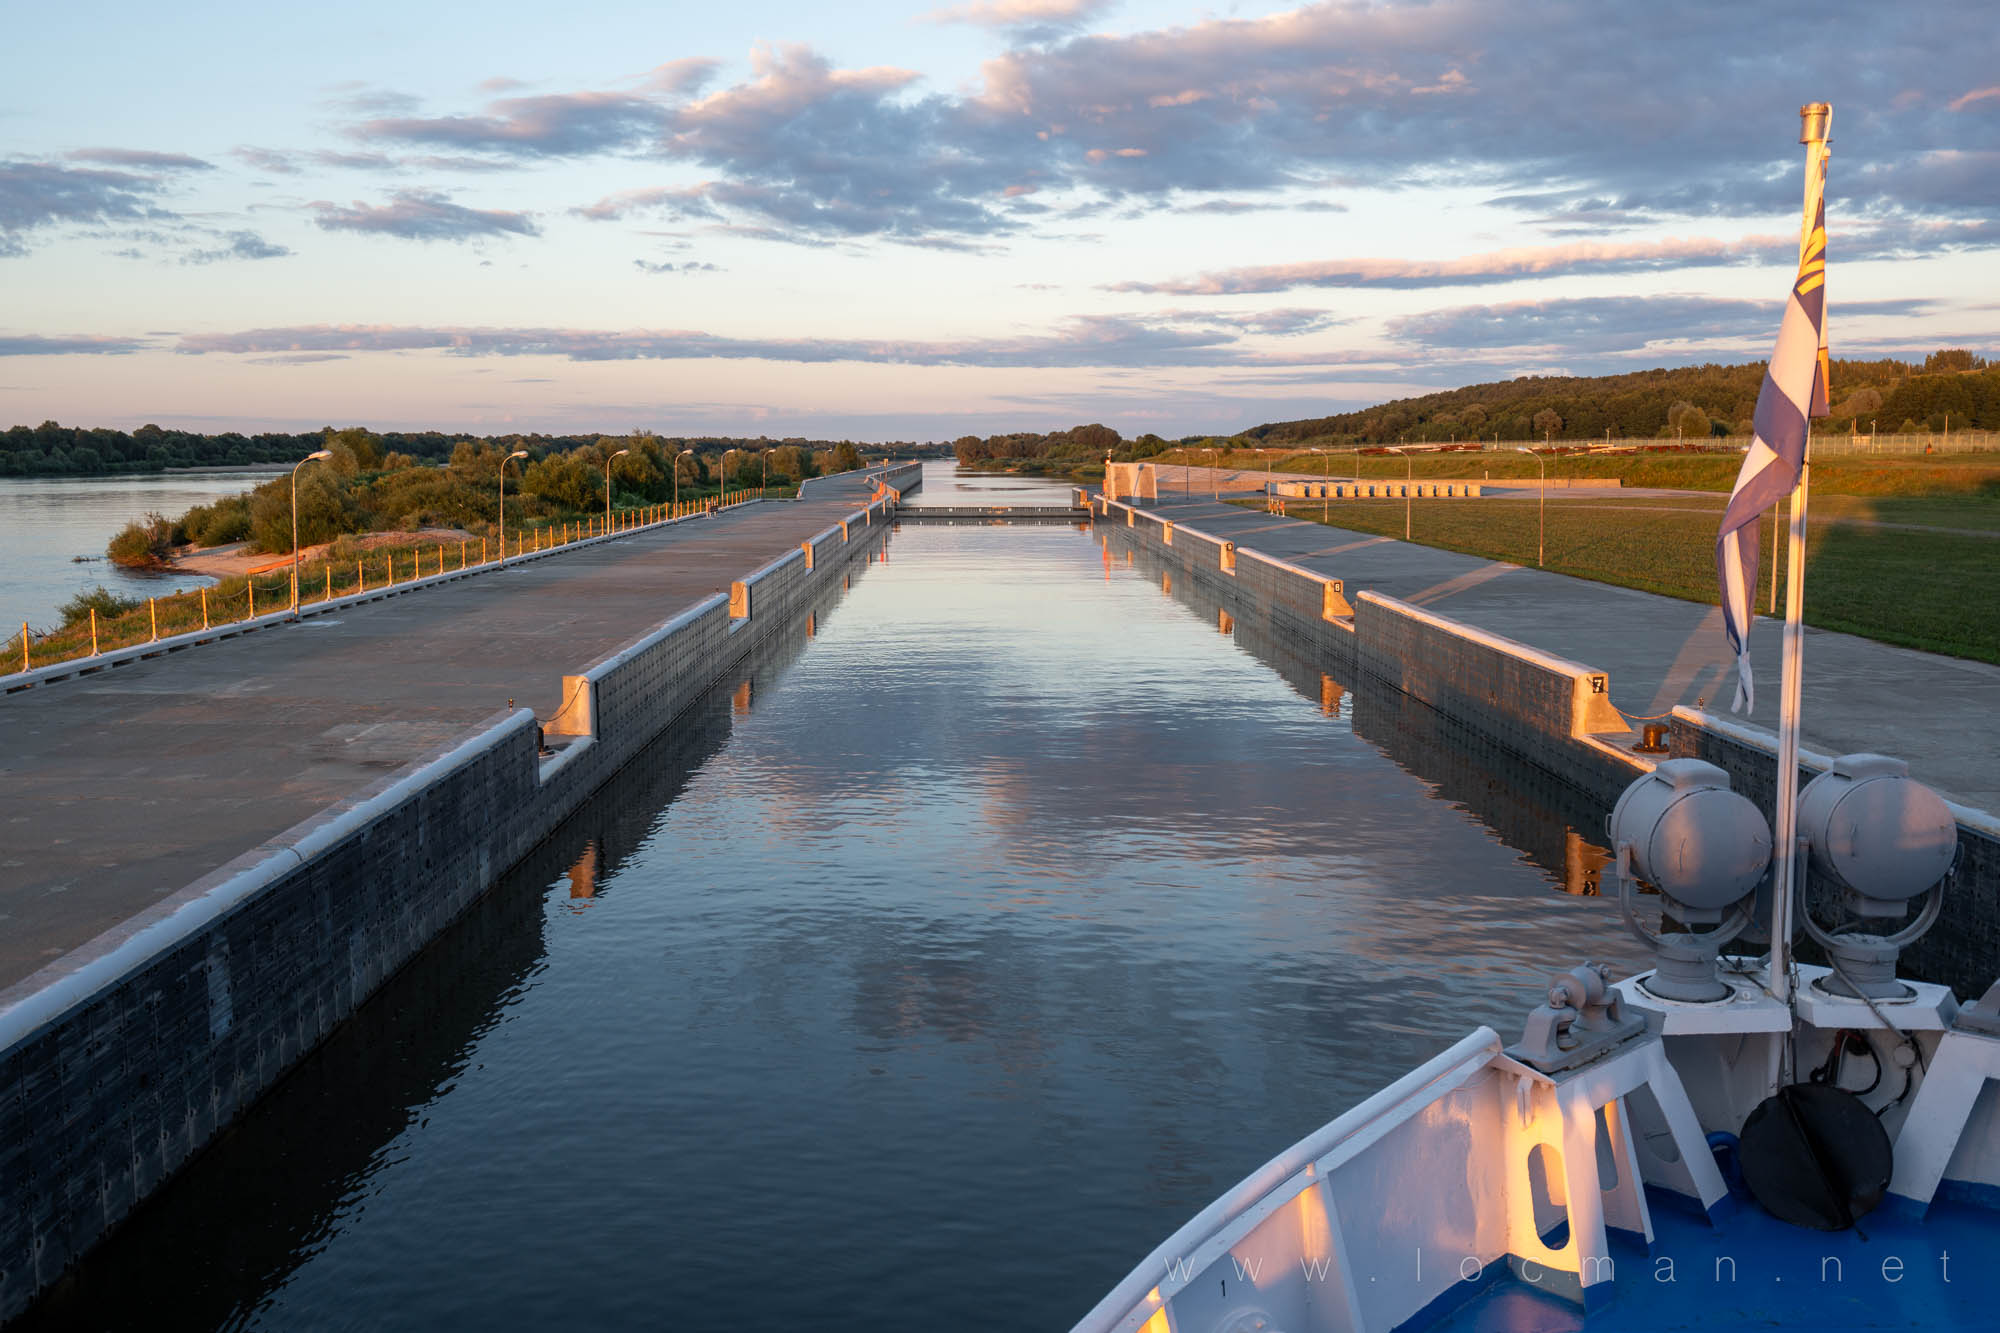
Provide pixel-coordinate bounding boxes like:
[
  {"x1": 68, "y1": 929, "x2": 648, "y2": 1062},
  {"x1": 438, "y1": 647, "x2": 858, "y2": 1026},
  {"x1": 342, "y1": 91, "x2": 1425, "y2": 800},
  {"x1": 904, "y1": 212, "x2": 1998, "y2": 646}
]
[
  {"x1": 290, "y1": 449, "x2": 333, "y2": 613},
  {"x1": 760, "y1": 447, "x2": 770, "y2": 492},
  {"x1": 720, "y1": 448, "x2": 736, "y2": 507},
  {"x1": 673, "y1": 448, "x2": 695, "y2": 509},
  {"x1": 1384, "y1": 445, "x2": 1412, "y2": 541},
  {"x1": 499, "y1": 450, "x2": 528, "y2": 565},
  {"x1": 604, "y1": 448, "x2": 629, "y2": 530},
  {"x1": 1510, "y1": 446, "x2": 1545, "y2": 567}
]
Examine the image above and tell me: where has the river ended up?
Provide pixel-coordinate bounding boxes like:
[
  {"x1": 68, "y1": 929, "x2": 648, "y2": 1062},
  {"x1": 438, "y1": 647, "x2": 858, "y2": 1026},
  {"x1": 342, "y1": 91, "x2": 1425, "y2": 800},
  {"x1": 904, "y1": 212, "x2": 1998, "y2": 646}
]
[
  {"x1": 17, "y1": 465, "x2": 1637, "y2": 1331},
  {"x1": 0, "y1": 470, "x2": 278, "y2": 637}
]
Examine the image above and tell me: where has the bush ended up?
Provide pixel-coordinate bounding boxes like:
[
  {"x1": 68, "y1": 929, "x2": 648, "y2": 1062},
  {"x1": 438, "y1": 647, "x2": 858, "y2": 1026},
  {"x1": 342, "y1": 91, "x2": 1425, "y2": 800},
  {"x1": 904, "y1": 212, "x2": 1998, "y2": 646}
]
[
  {"x1": 178, "y1": 495, "x2": 252, "y2": 546},
  {"x1": 59, "y1": 586, "x2": 142, "y2": 626},
  {"x1": 248, "y1": 469, "x2": 358, "y2": 552},
  {"x1": 106, "y1": 512, "x2": 173, "y2": 567}
]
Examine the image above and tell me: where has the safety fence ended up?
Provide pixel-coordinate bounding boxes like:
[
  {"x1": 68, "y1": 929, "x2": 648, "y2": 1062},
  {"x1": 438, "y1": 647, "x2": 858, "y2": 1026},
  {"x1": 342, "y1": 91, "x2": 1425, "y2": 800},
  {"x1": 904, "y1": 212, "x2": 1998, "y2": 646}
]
[{"x1": 6, "y1": 489, "x2": 767, "y2": 685}]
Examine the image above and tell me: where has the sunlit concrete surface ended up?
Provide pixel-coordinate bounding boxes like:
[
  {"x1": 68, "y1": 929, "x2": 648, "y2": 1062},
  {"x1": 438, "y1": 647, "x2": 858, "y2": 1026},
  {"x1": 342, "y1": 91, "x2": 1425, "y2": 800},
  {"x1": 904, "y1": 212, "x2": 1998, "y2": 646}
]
[
  {"x1": 0, "y1": 472, "x2": 898, "y2": 988},
  {"x1": 1136, "y1": 494, "x2": 2000, "y2": 813}
]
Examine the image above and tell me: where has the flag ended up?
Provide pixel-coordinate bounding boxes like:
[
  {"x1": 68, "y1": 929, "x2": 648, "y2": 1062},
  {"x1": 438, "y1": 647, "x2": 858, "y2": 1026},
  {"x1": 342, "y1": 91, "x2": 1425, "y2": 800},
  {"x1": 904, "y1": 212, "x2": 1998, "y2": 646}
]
[{"x1": 1716, "y1": 157, "x2": 1829, "y2": 713}]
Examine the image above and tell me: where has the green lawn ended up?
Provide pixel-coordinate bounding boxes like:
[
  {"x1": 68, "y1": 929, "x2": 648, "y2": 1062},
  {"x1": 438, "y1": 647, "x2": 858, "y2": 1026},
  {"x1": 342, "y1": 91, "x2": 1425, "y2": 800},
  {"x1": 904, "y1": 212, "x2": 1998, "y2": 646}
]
[{"x1": 1234, "y1": 492, "x2": 2000, "y2": 664}]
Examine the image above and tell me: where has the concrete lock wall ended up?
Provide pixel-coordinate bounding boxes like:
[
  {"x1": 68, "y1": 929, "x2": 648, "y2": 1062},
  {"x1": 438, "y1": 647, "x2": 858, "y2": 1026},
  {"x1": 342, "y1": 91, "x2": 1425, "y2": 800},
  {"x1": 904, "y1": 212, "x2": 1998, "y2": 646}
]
[
  {"x1": 0, "y1": 471, "x2": 915, "y2": 1322},
  {"x1": 1093, "y1": 495, "x2": 1642, "y2": 806}
]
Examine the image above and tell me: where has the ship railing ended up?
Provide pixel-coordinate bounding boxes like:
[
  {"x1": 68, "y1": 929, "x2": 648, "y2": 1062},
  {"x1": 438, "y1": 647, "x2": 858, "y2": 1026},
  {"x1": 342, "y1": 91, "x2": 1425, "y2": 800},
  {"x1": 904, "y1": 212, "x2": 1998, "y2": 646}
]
[{"x1": 1071, "y1": 1027, "x2": 1508, "y2": 1333}]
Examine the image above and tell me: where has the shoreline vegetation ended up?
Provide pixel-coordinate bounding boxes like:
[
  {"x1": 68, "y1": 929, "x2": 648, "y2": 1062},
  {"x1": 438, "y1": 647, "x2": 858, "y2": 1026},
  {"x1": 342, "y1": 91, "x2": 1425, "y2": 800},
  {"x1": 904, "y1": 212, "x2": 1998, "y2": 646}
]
[{"x1": 6, "y1": 429, "x2": 922, "y2": 671}]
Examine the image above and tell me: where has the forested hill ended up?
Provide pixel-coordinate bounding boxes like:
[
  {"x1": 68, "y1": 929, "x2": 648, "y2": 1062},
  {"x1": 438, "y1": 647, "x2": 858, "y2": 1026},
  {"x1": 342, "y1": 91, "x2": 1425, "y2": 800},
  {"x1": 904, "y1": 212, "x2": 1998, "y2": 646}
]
[{"x1": 1240, "y1": 350, "x2": 1997, "y2": 446}]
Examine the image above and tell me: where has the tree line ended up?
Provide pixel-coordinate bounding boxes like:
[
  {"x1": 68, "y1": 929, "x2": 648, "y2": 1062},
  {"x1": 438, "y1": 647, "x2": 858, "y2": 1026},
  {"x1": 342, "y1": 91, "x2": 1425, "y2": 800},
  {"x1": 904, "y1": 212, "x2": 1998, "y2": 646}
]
[
  {"x1": 1240, "y1": 350, "x2": 1996, "y2": 447},
  {"x1": 104, "y1": 429, "x2": 881, "y2": 565},
  {"x1": 0, "y1": 421, "x2": 932, "y2": 479}
]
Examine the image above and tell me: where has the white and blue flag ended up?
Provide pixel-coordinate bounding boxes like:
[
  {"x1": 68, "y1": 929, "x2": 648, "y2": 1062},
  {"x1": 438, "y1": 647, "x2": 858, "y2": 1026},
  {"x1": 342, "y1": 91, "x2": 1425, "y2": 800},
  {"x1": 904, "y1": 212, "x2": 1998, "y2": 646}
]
[{"x1": 1716, "y1": 161, "x2": 1830, "y2": 713}]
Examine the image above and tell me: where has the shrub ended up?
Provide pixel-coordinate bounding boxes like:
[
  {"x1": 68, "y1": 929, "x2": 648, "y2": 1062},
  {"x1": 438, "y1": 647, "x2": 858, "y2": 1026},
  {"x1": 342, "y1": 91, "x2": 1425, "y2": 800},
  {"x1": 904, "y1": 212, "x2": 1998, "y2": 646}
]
[
  {"x1": 178, "y1": 495, "x2": 253, "y2": 546},
  {"x1": 59, "y1": 586, "x2": 142, "y2": 626},
  {"x1": 106, "y1": 512, "x2": 173, "y2": 567}
]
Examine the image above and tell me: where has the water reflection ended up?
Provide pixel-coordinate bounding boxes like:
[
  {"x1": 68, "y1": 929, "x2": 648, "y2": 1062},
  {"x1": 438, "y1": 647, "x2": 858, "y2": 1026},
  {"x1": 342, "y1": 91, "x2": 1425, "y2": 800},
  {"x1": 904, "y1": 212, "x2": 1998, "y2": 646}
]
[
  {"x1": 1102, "y1": 524, "x2": 1618, "y2": 898},
  {"x1": 15, "y1": 576, "x2": 850, "y2": 1333},
  {"x1": 20, "y1": 517, "x2": 1647, "y2": 1333}
]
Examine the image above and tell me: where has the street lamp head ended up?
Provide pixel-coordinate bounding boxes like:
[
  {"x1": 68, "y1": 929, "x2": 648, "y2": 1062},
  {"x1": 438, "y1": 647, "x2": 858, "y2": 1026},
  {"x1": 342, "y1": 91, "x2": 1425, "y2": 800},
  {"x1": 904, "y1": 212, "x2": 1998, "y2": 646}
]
[
  {"x1": 610, "y1": 448, "x2": 630, "y2": 460},
  {"x1": 306, "y1": 449, "x2": 333, "y2": 462},
  {"x1": 506, "y1": 450, "x2": 528, "y2": 461}
]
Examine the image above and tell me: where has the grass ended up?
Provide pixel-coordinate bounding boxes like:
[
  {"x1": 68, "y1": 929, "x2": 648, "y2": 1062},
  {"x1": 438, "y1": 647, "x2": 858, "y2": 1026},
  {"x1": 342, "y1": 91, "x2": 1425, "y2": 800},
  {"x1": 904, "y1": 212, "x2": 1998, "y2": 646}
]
[
  {"x1": 1175, "y1": 446, "x2": 2000, "y2": 498},
  {"x1": 1234, "y1": 491, "x2": 2000, "y2": 664}
]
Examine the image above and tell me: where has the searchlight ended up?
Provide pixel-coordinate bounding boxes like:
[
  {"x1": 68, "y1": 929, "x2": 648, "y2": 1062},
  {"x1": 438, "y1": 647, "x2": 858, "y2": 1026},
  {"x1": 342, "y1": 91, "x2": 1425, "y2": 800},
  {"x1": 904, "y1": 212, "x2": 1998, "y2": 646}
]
[{"x1": 1608, "y1": 759, "x2": 1773, "y2": 1002}]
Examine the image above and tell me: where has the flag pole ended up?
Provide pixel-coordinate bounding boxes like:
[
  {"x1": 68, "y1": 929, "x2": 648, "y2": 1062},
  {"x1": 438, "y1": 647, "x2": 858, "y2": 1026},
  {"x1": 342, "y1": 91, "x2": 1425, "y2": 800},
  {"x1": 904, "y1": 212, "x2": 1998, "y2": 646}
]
[{"x1": 1767, "y1": 102, "x2": 1832, "y2": 1021}]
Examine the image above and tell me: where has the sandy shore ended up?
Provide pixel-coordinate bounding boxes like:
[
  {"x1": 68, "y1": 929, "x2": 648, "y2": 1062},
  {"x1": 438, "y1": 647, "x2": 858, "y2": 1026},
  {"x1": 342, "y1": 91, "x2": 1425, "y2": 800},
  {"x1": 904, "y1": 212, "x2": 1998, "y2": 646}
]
[{"x1": 172, "y1": 528, "x2": 478, "y2": 578}]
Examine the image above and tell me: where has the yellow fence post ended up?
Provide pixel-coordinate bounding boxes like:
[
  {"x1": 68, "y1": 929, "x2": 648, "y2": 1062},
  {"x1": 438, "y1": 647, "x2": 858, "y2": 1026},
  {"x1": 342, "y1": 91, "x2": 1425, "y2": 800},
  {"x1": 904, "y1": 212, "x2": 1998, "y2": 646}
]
[
  {"x1": 324, "y1": 567, "x2": 331, "y2": 602},
  {"x1": 248, "y1": 578, "x2": 256, "y2": 619},
  {"x1": 149, "y1": 597, "x2": 158, "y2": 641},
  {"x1": 20, "y1": 621, "x2": 28, "y2": 673},
  {"x1": 482, "y1": 537, "x2": 488, "y2": 565},
  {"x1": 90, "y1": 607, "x2": 99, "y2": 656},
  {"x1": 201, "y1": 586, "x2": 209, "y2": 628}
]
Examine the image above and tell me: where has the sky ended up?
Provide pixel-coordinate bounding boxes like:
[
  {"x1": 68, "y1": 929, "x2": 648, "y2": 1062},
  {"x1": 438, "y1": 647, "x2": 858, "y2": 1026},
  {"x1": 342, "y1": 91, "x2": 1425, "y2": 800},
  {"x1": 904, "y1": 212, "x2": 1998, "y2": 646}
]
[{"x1": 2, "y1": 0, "x2": 1995, "y2": 442}]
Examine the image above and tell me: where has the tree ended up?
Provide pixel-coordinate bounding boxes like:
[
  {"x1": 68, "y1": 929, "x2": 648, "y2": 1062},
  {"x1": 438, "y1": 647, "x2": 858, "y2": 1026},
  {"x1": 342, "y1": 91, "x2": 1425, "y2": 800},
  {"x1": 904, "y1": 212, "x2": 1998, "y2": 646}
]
[
  {"x1": 1923, "y1": 348, "x2": 1985, "y2": 374},
  {"x1": 521, "y1": 451, "x2": 602, "y2": 511},
  {"x1": 1666, "y1": 401, "x2": 1709, "y2": 440},
  {"x1": 832, "y1": 442, "x2": 862, "y2": 472},
  {"x1": 1531, "y1": 408, "x2": 1563, "y2": 439},
  {"x1": 248, "y1": 468, "x2": 356, "y2": 552}
]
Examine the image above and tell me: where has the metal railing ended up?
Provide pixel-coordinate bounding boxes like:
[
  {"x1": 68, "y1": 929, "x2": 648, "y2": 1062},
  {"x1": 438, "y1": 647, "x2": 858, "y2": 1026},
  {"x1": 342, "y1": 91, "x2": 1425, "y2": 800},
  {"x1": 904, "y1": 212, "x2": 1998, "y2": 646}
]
[{"x1": 7, "y1": 491, "x2": 767, "y2": 682}]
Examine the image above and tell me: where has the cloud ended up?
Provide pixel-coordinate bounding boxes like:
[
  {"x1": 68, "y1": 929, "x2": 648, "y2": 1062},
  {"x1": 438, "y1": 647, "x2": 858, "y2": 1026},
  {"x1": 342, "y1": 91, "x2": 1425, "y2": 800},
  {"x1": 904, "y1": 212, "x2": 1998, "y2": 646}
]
[
  {"x1": 0, "y1": 333, "x2": 150, "y2": 356},
  {"x1": 308, "y1": 190, "x2": 539, "y2": 241},
  {"x1": 182, "y1": 230, "x2": 292, "y2": 264},
  {"x1": 68, "y1": 148, "x2": 213, "y2": 171},
  {"x1": 645, "y1": 59, "x2": 721, "y2": 96},
  {"x1": 174, "y1": 310, "x2": 1343, "y2": 368},
  {"x1": 354, "y1": 91, "x2": 669, "y2": 158},
  {"x1": 296, "y1": 1, "x2": 2000, "y2": 248},
  {"x1": 1385, "y1": 294, "x2": 1938, "y2": 359},
  {"x1": 923, "y1": 0, "x2": 1117, "y2": 40},
  {"x1": 633, "y1": 259, "x2": 720, "y2": 274},
  {"x1": 1111, "y1": 235, "x2": 1791, "y2": 295},
  {"x1": 0, "y1": 160, "x2": 173, "y2": 256},
  {"x1": 234, "y1": 147, "x2": 302, "y2": 175},
  {"x1": 1947, "y1": 86, "x2": 2000, "y2": 112},
  {"x1": 249, "y1": 352, "x2": 349, "y2": 364}
]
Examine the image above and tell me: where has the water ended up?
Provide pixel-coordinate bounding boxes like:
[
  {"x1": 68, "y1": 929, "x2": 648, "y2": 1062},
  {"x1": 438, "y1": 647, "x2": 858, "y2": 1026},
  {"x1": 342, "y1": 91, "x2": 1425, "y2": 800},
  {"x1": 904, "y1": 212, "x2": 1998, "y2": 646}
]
[
  {"x1": 22, "y1": 468, "x2": 1639, "y2": 1331},
  {"x1": 0, "y1": 471, "x2": 276, "y2": 635}
]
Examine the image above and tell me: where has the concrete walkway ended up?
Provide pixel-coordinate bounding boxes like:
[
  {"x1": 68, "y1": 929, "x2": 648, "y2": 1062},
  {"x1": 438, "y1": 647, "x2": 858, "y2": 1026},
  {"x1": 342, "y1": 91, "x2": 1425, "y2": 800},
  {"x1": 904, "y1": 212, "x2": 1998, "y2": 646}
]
[
  {"x1": 1131, "y1": 494, "x2": 2000, "y2": 813},
  {"x1": 0, "y1": 473, "x2": 895, "y2": 988}
]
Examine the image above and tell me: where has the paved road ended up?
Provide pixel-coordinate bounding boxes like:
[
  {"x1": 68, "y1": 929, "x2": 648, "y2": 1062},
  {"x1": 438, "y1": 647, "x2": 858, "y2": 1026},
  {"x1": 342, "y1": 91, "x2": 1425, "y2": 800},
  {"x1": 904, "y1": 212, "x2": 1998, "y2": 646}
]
[
  {"x1": 1130, "y1": 495, "x2": 2000, "y2": 813},
  {"x1": 0, "y1": 473, "x2": 896, "y2": 988}
]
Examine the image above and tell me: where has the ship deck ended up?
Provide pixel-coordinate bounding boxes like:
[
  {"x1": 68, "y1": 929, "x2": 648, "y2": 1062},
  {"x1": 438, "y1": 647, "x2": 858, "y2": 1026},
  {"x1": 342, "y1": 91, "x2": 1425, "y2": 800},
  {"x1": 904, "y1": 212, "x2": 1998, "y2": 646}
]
[{"x1": 1429, "y1": 1188, "x2": 2000, "y2": 1332}]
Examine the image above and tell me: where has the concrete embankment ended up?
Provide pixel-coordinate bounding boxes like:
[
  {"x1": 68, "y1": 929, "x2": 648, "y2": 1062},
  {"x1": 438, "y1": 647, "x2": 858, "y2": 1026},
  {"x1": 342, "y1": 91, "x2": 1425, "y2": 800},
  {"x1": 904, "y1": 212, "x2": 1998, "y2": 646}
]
[
  {"x1": 0, "y1": 463, "x2": 920, "y2": 1321},
  {"x1": 1085, "y1": 489, "x2": 2000, "y2": 998}
]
